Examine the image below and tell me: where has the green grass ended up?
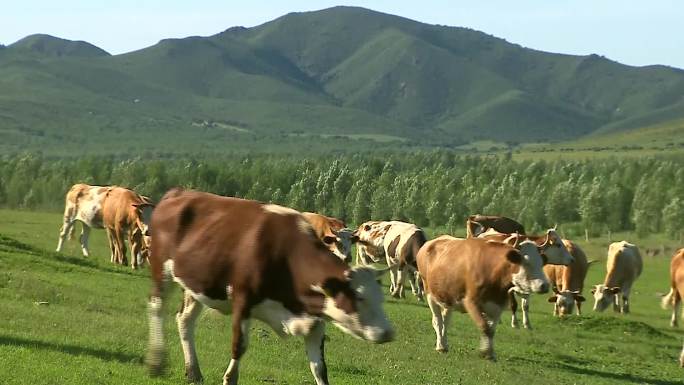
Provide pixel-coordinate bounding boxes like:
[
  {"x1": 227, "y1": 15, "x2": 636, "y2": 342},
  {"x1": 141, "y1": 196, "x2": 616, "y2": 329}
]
[{"x1": 0, "y1": 209, "x2": 683, "y2": 384}]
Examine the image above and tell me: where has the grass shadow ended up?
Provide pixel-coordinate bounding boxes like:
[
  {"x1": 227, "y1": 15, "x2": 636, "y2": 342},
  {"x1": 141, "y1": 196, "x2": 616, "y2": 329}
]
[
  {"x1": 0, "y1": 334, "x2": 141, "y2": 364},
  {"x1": 509, "y1": 356, "x2": 681, "y2": 385},
  {"x1": 0, "y1": 234, "x2": 145, "y2": 277}
]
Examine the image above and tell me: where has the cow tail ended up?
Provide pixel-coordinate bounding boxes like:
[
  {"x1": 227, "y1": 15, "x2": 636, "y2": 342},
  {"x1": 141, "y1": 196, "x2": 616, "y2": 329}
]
[
  {"x1": 409, "y1": 230, "x2": 428, "y2": 268},
  {"x1": 662, "y1": 288, "x2": 676, "y2": 310}
]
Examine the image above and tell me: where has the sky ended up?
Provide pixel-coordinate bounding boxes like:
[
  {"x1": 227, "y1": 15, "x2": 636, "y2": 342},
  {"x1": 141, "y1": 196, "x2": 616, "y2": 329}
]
[{"x1": 2, "y1": 1, "x2": 683, "y2": 69}]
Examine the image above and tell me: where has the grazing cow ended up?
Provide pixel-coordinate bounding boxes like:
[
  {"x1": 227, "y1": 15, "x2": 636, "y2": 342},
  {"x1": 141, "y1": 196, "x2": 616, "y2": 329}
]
[
  {"x1": 55, "y1": 184, "x2": 154, "y2": 268},
  {"x1": 477, "y1": 228, "x2": 573, "y2": 329},
  {"x1": 146, "y1": 189, "x2": 394, "y2": 385},
  {"x1": 417, "y1": 235, "x2": 549, "y2": 360},
  {"x1": 466, "y1": 215, "x2": 526, "y2": 238},
  {"x1": 354, "y1": 220, "x2": 427, "y2": 300},
  {"x1": 592, "y1": 241, "x2": 643, "y2": 313},
  {"x1": 545, "y1": 240, "x2": 595, "y2": 317},
  {"x1": 302, "y1": 212, "x2": 357, "y2": 264}
]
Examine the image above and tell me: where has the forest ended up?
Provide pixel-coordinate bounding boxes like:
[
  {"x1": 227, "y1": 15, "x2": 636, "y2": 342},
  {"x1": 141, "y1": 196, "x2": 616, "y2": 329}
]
[{"x1": 1, "y1": 151, "x2": 683, "y2": 239}]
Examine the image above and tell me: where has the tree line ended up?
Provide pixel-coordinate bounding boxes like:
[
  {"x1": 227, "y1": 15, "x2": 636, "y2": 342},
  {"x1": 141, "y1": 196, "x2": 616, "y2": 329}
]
[{"x1": 1, "y1": 152, "x2": 683, "y2": 239}]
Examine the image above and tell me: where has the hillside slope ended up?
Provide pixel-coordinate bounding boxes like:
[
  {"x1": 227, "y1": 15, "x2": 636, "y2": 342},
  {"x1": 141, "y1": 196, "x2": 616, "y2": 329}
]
[{"x1": 1, "y1": 6, "x2": 683, "y2": 154}]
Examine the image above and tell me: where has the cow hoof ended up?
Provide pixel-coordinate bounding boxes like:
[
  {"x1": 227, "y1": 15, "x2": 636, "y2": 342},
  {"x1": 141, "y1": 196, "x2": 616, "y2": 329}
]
[
  {"x1": 511, "y1": 321, "x2": 519, "y2": 328},
  {"x1": 523, "y1": 324, "x2": 532, "y2": 330},
  {"x1": 436, "y1": 346, "x2": 448, "y2": 353},
  {"x1": 185, "y1": 367, "x2": 203, "y2": 384},
  {"x1": 479, "y1": 351, "x2": 496, "y2": 361}
]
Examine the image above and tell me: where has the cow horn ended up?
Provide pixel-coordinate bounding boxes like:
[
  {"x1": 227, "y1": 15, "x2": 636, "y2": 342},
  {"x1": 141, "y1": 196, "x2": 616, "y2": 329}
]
[{"x1": 310, "y1": 284, "x2": 331, "y2": 297}]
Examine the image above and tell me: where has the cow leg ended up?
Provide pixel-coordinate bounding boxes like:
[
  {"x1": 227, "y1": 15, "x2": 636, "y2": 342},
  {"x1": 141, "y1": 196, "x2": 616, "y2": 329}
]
[
  {"x1": 621, "y1": 286, "x2": 631, "y2": 314},
  {"x1": 612, "y1": 293, "x2": 620, "y2": 313},
  {"x1": 392, "y1": 264, "x2": 406, "y2": 299},
  {"x1": 113, "y1": 226, "x2": 127, "y2": 266},
  {"x1": 427, "y1": 294, "x2": 448, "y2": 352},
  {"x1": 521, "y1": 295, "x2": 532, "y2": 329},
  {"x1": 576, "y1": 299, "x2": 582, "y2": 316},
  {"x1": 509, "y1": 291, "x2": 519, "y2": 328},
  {"x1": 680, "y1": 340, "x2": 684, "y2": 367},
  {"x1": 177, "y1": 292, "x2": 205, "y2": 383},
  {"x1": 305, "y1": 321, "x2": 329, "y2": 385},
  {"x1": 413, "y1": 271, "x2": 424, "y2": 301},
  {"x1": 147, "y1": 294, "x2": 166, "y2": 375},
  {"x1": 463, "y1": 298, "x2": 496, "y2": 361},
  {"x1": 106, "y1": 228, "x2": 116, "y2": 263},
  {"x1": 56, "y1": 218, "x2": 76, "y2": 252},
  {"x1": 388, "y1": 264, "x2": 399, "y2": 297},
  {"x1": 79, "y1": 225, "x2": 91, "y2": 257},
  {"x1": 223, "y1": 298, "x2": 250, "y2": 385}
]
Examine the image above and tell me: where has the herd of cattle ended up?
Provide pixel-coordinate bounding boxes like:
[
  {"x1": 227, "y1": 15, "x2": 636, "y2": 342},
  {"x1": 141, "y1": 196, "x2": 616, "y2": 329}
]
[{"x1": 54, "y1": 183, "x2": 684, "y2": 385}]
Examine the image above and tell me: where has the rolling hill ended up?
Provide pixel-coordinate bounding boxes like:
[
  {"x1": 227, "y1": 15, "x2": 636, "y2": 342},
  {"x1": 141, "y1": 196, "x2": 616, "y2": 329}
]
[{"x1": 1, "y1": 6, "x2": 683, "y2": 155}]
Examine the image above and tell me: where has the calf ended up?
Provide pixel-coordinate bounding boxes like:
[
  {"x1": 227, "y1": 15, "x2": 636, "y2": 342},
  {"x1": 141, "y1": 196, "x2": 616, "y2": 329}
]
[
  {"x1": 302, "y1": 212, "x2": 357, "y2": 264},
  {"x1": 466, "y1": 215, "x2": 526, "y2": 238},
  {"x1": 55, "y1": 184, "x2": 154, "y2": 268},
  {"x1": 417, "y1": 235, "x2": 549, "y2": 360},
  {"x1": 354, "y1": 220, "x2": 427, "y2": 300},
  {"x1": 592, "y1": 241, "x2": 643, "y2": 313},
  {"x1": 146, "y1": 189, "x2": 393, "y2": 385},
  {"x1": 545, "y1": 240, "x2": 594, "y2": 316}
]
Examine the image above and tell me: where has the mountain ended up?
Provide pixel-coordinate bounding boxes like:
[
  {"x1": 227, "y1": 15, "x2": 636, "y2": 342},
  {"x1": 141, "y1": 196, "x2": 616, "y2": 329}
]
[{"x1": 1, "y1": 6, "x2": 683, "y2": 155}]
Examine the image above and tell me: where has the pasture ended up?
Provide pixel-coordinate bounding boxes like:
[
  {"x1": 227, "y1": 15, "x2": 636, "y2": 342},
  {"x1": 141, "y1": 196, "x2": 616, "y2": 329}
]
[{"x1": 0, "y1": 209, "x2": 682, "y2": 385}]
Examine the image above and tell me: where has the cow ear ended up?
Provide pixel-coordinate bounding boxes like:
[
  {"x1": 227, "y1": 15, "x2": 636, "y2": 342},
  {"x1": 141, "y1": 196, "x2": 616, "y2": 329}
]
[
  {"x1": 323, "y1": 235, "x2": 337, "y2": 245},
  {"x1": 575, "y1": 295, "x2": 586, "y2": 302},
  {"x1": 506, "y1": 249, "x2": 522, "y2": 264},
  {"x1": 547, "y1": 296, "x2": 557, "y2": 303},
  {"x1": 504, "y1": 234, "x2": 520, "y2": 249},
  {"x1": 590, "y1": 286, "x2": 597, "y2": 294},
  {"x1": 350, "y1": 235, "x2": 360, "y2": 243}
]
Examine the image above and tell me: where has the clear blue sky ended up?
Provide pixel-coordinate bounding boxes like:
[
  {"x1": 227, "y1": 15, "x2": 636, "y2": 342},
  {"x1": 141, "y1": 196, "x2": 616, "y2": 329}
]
[{"x1": 2, "y1": 1, "x2": 683, "y2": 69}]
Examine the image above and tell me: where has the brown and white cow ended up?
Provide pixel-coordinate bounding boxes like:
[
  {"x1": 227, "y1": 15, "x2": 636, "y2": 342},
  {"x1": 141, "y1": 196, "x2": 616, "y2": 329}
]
[
  {"x1": 661, "y1": 248, "x2": 684, "y2": 367},
  {"x1": 146, "y1": 189, "x2": 394, "y2": 385},
  {"x1": 354, "y1": 220, "x2": 427, "y2": 300},
  {"x1": 466, "y1": 215, "x2": 526, "y2": 238},
  {"x1": 302, "y1": 212, "x2": 357, "y2": 264},
  {"x1": 592, "y1": 241, "x2": 643, "y2": 313},
  {"x1": 55, "y1": 183, "x2": 154, "y2": 268},
  {"x1": 477, "y1": 228, "x2": 573, "y2": 328},
  {"x1": 417, "y1": 235, "x2": 549, "y2": 360},
  {"x1": 545, "y1": 240, "x2": 595, "y2": 317}
]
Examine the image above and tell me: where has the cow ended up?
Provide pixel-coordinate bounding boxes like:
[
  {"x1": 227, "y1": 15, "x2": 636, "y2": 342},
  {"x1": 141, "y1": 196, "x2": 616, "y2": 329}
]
[
  {"x1": 145, "y1": 189, "x2": 394, "y2": 385},
  {"x1": 417, "y1": 235, "x2": 549, "y2": 360},
  {"x1": 477, "y1": 228, "x2": 573, "y2": 329},
  {"x1": 302, "y1": 212, "x2": 357, "y2": 264},
  {"x1": 354, "y1": 220, "x2": 427, "y2": 300},
  {"x1": 466, "y1": 214, "x2": 526, "y2": 238},
  {"x1": 55, "y1": 183, "x2": 154, "y2": 268},
  {"x1": 545, "y1": 240, "x2": 595, "y2": 317},
  {"x1": 592, "y1": 241, "x2": 643, "y2": 313}
]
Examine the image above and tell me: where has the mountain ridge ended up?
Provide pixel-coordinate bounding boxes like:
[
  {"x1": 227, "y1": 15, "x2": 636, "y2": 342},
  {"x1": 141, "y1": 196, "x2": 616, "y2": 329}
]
[{"x1": 1, "y1": 6, "x2": 683, "y2": 155}]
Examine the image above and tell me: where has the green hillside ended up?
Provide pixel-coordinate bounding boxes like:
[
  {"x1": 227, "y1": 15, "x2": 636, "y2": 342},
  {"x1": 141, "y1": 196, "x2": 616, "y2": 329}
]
[{"x1": 1, "y1": 6, "x2": 683, "y2": 155}]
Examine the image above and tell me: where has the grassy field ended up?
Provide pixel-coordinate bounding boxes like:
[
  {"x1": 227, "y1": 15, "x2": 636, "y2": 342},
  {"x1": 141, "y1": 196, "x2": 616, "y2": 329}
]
[{"x1": 0, "y1": 209, "x2": 682, "y2": 384}]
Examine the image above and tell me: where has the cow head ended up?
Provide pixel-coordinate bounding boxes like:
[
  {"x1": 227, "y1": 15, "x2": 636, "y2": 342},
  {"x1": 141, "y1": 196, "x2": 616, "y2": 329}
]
[
  {"x1": 506, "y1": 237, "x2": 550, "y2": 294},
  {"x1": 323, "y1": 228, "x2": 358, "y2": 264},
  {"x1": 591, "y1": 284, "x2": 621, "y2": 312},
  {"x1": 538, "y1": 230, "x2": 574, "y2": 265},
  {"x1": 548, "y1": 289, "x2": 585, "y2": 316},
  {"x1": 354, "y1": 221, "x2": 391, "y2": 249},
  {"x1": 132, "y1": 202, "x2": 155, "y2": 236},
  {"x1": 311, "y1": 266, "x2": 394, "y2": 343}
]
